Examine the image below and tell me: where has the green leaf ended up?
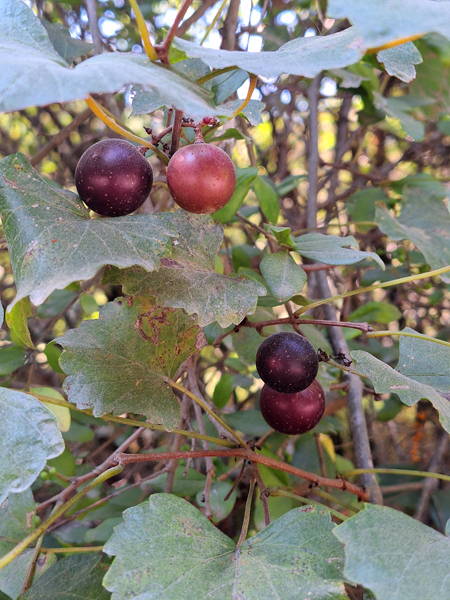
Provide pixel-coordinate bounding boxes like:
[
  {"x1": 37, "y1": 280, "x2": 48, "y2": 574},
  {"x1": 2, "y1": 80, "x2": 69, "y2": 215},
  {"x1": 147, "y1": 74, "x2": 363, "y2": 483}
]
[
  {"x1": 36, "y1": 289, "x2": 77, "y2": 319},
  {"x1": 47, "y1": 447, "x2": 75, "y2": 478},
  {"x1": 20, "y1": 555, "x2": 111, "y2": 600},
  {"x1": 204, "y1": 128, "x2": 248, "y2": 143},
  {"x1": 352, "y1": 336, "x2": 450, "y2": 434},
  {"x1": 30, "y1": 387, "x2": 71, "y2": 432},
  {"x1": 131, "y1": 59, "x2": 210, "y2": 116},
  {"x1": 5, "y1": 298, "x2": 35, "y2": 349},
  {"x1": 377, "y1": 394, "x2": 403, "y2": 422},
  {"x1": 233, "y1": 327, "x2": 266, "y2": 366},
  {"x1": 102, "y1": 211, "x2": 265, "y2": 327},
  {"x1": 210, "y1": 69, "x2": 248, "y2": 104},
  {"x1": 375, "y1": 189, "x2": 450, "y2": 283},
  {"x1": 293, "y1": 233, "x2": 385, "y2": 268},
  {"x1": 327, "y1": 0, "x2": 450, "y2": 50},
  {"x1": 260, "y1": 252, "x2": 307, "y2": 303},
  {"x1": 213, "y1": 167, "x2": 259, "y2": 223},
  {"x1": 0, "y1": 389, "x2": 64, "y2": 505},
  {"x1": 389, "y1": 173, "x2": 448, "y2": 196},
  {"x1": 59, "y1": 297, "x2": 206, "y2": 427},
  {"x1": 373, "y1": 92, "x2": 424, "y2": 140},
  {"x1": 40, "y1": 19, "x2": 94, "y2": 63},
  {"x1": 292, "y1": 433, "x2": 336, "y2": 478},
  {"x1": 394, "y1": 327, "x2": 450, "y2": 391},
  {"x1": 84, "y1": 518, "x2": 123, "y2": 544},
  {"x1": 0, "y1": 153, "x2": 176, "y2": 310},
  {"x1": 264, "y1": 224, "x2": 296, "y2": 248},
  {"x1": 196, "y1": 481, "x2": 237, "y2": 522},
  {"x1": 175, "y1": 28, "x2": 367, "y2": 79},
  {"x1": 0, "y1": 345, "x2": 26, "y2": 376},
  {"x1": 232, "y1": 307, "x2": 274, "y2": 365},
  {"x1": 252, "y1": 176, "x2": 279, "y2": 225},
  {"x1": 202, "y1": 321, "x2": 234, "y2": 345},
  {"x1": 377, "y1": 42, "x2": 422, "y2": 83},
  {"x1": 63, "y1": 421, "x2": 94, "y2": 443},
  {"x1": 334, "y1": 503, "x2": 450, "y2": 600},
  {"x1": 346, "y1": 187, "x2": 388, "y2": 228},
  {"x1": 348, "y1": 301, "x2": 401, "y2": 324},
  {"x1": 411, "y1": 56, "x2": 450, "y2": 117},
  {"x1": 212, "y1": 373, "x2": 234, "y2": 409},
  {"x1": 0, "y1": 0, "x2": 226, "y2": 117},
  {"x1": 0, "y1": 490, "x2": 36, "y2": 600},
  {"x1": 220, "y1": 99, "x2": 266, "y2": 125},
  {"x1": 330, "y1": 67, "x2": 369, "y2": 89},
  {"x1": 43, "y1": 342, "x2": 64, "y2": 374},
  {"x1": 275, "y1": 175, "x2": 306, "y2": 196},
  {"x1": 147, "y1": 467, "x2": 206, "y2": 497},
  {"x1": 103, "y1": 495, "x2": 347, "y2": 599},
  {"x1": 225, "y1": 410, "x2": 272, "y2": 437},
  {"x1": 129, "y1": 84, "x2": 164, "y2": 116}
]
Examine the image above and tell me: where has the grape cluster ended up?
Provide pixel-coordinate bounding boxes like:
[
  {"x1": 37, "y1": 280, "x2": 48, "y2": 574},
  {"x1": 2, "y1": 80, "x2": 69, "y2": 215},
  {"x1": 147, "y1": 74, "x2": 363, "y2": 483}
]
[{"x1": 256, "y1": 332, "x2": 325, "y2": 435}]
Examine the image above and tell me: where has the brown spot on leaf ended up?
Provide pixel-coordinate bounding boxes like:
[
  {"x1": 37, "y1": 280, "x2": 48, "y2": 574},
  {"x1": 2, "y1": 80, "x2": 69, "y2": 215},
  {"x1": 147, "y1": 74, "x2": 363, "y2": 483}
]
[
  {"x1": 135, "y1": 306, "x2": 173, "y2": 344},
  {"x1": 195, "y1": 330, "x2": 207, "y2": 351},
  {"x1": 161, "y1": 257, "x2": 184, "y2": 268}
]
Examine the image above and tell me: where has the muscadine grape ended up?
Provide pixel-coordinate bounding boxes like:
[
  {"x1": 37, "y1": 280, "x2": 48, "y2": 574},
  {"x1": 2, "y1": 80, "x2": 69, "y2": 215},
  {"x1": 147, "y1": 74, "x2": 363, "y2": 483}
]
[
  {"x1": 259, "y1": 379, "x2": 325, "y2": 434},
  {"x1": 166, "y1": 143, "x2": 236, "y2": 214},
  {"x1": 255, "y1": 331, "x2": 318, "y2": 394},
  {"x1": 75, "y1": 139, "x2": 153, "y2": 217}
]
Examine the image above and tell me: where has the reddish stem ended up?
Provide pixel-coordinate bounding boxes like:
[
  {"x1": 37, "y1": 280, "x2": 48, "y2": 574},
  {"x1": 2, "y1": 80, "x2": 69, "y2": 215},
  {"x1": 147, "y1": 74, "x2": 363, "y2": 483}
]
[
  {"x1": 114, "y1": 449, "x2": 369, "y2": 501},
  {"x1": 212, "y1": 316, "x2": 372, "y2": 347},
  {"x1": 157, "y1": 0, "x2": 195, "y2": 62}
]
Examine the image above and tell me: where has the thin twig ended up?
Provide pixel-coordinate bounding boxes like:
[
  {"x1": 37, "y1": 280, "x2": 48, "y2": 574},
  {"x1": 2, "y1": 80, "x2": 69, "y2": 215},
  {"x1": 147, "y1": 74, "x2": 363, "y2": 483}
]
[
  {"x1": 47, "y1": 467, "x2": 169, "y2": 533},
  {"x1": 237, "y1": 476, "x2": 256, "y2": 546},
  {"x1": 0, "y1": 465, "x2": 124, "y2": 571},
  {"x1": 30, "y1": 108, "x2": 92, "y2": 167},
  {"x1": 115, "y1": 449, "x2": 369, "y2": 501},
  {"x1": 212, "y1": 315, "x2": 372, "y2": 347},
  {"x1": 170, "y1": 110, "x2": 184, "y2": 156},
  {"x1": 85, "y1": 0, "x2": 102, "y2": 55},
  {"x1": 251, "y1": 462, "x2": 270, "y2": 525},
  {"x1": 169, "y1": 379, "x2": 246, "y2": 447},
  {"x1": 20, "y1": 531, "x2": 45, "y2": 594},
  {"x1": 267, "y1": 489, "x2": 347, "y2": 521},
  {"x1": 36, "y1": 426, "x2": 144, "y2": 514},
  {"x1": 187, "y1": 359, "x2": 215, "y2": 518},
  {"x1": 177, "y1": 0, "x2": 216, "y2": 36},
  {"x1": 157, "y1": 0, "x2": 195, "y2": 60},
  {"x1": 35, "y1": 267, "x2": 105, "y2": 344},
  {"x1": 414, "y1": 432, "x2": 449, "y2": 523},
  {"x1": 315, "y1": 273, "x2": 383, "y2": 505},
  {"x1": 304, "y1": 70, "x2": 382, "y2": 505},
  {"x1": 165, "y1": 394, "x2": 190, "y2": 493},
  {"x1": 306, "y1": 75, "x2": 321, "y2": 230}
]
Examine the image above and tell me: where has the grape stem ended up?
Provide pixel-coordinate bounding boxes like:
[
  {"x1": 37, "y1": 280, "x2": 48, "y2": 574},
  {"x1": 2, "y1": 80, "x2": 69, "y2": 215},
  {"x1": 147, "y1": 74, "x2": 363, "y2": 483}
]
[
  {"x1": 212, "y1": 315, "x2": 373, "y2": 347},
  {"x1": 156, "y1": 0, "x2": 195, "y2": 63},
  {"x1": 114, "y1": 449, "x2": 370, "y2": 501}
]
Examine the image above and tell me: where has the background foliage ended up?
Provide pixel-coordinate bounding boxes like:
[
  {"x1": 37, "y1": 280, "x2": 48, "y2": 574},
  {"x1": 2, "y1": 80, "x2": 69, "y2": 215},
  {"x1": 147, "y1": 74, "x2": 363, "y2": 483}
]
[{"x1": 1, "y1": 0, "x2": 450, "y2": 598}]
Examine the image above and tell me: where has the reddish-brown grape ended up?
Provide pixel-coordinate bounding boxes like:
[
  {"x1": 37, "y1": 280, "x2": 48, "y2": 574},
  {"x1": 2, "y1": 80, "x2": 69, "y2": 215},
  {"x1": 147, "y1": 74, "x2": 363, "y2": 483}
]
[
  {"x1": 259, "y1": 379, "x2": 325, "y2": 434},
  {"x1": 255, "y1": 332, "x2": 318, "y2": 394},
  {"x1": 75, "y1": 139, "x2": 153, "y2": 217},
  {"x1": 166, "y1": 143, "x2": 236, "y2": 214}
]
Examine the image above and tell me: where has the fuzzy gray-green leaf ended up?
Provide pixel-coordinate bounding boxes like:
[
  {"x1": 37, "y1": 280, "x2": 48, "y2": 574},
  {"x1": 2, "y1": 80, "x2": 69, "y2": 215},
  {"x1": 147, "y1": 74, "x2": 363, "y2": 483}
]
[
  {"x1": 0, "y1": 153, "x2": 176, "y2": 309},
  {"x1": 59, "y1": 297, "x2": 206, "y2": 427},
  {"x1": 103, "y1": 494, "x2": 347, "y2": 600}
]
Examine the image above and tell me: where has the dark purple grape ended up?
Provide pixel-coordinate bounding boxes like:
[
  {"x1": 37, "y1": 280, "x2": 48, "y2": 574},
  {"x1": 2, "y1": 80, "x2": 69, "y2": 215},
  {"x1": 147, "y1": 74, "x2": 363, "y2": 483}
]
[
  {"x1": 260, "y1": 380, "x2": 325, "y2": 434},
  {"x1": 255, "y1": 332, "x2": 318, "y2": 394},
  {"x1": 75, "y1": 139, "x2": 153, "y2": 217}
]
